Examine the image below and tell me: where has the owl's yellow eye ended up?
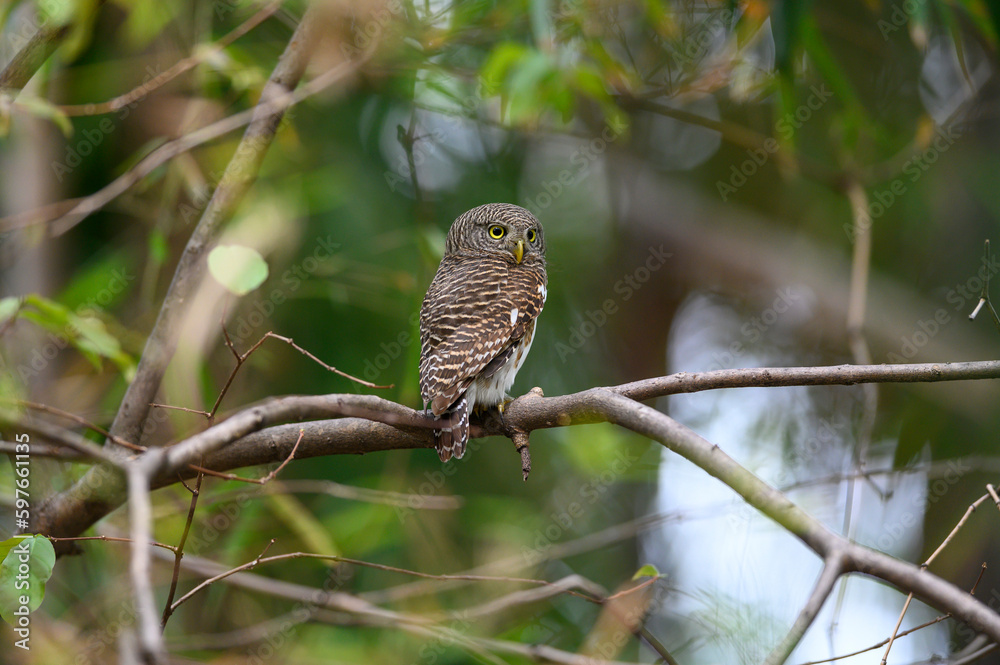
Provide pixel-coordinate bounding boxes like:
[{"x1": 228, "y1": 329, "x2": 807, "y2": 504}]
[
  {"x1": 488, "y1": 225, "x2": 506, "y2": 239},
  {"x1": 526, "y1": 229, "x2": 537, "y2": 243}
]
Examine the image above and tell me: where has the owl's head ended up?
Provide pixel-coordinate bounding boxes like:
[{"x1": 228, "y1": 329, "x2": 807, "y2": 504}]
[{"x1": 445, "y1": 203, "x2": 545, "y2": 265}]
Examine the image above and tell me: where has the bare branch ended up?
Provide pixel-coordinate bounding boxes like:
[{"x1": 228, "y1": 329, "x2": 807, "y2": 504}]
[
  {"x1": 48, "y1": 535, "x2": 176, "y2": 551},
  {"x1": 0, "y1": 0, "x2": 110, "y2": 96},
  {"x1": 127, "y1": 452, "x2": 168, "y2": 663},
  {"x1": 188, "y1": 428, "x2": 303, "y2": 484},
  {"x1": 207, "y1": 478, "x2": 462, "y2": 510},
  {"x1": 153, "y1": 329, "x2": 392, "y2": 423},
  {"x1": 586, "y1": 389, "x2": 1000, "y2": 641},
  {"x1": 882, "y1": 490, "x2": 996, "y2": 663},
  {"x1": 794, "y1": 612, "x2": 952, "y2": 665},
  {"x1": 33, "y1": 2, "x2": 333, "y2": 544},
  {"x1": 26, "y1": 359, "x2": 1000, "y2": 644},
  {"x1": 613, "y1": 360, "x2": 1000, "y2": 402},
  {"x1": 161, "y1": 472, "x2": 203, "y2": 629},
  {"x1": 15, "y1": 418, "x2": 124, "y2": 465},
  {"x1": 156, "y1": 547, "x2": 641, "y2": 665},
  {"x1": 35, "y1": 360, "x2": 1000, "y2": 546}
]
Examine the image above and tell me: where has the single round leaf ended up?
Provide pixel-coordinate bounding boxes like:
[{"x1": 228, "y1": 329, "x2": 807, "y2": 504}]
[
  {"x1": 0, "y1": 536, "x2": 56, "y2": 625},
  {"x1": 208, "y1": 245, "x2": 269, "y2": 296}
]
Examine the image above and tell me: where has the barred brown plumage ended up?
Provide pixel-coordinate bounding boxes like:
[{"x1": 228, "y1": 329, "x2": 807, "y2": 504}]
[{"x1": 419, "y1": 203, "x2": 547, "y2": 461}]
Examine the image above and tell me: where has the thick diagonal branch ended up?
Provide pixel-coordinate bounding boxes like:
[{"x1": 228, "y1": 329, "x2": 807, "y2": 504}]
[
  {"x1": 0, "y1": 1, "x2": 111, "y2": 95},
  {"x1": 36, "y1": 5, "x2": 322, "y2": 538}
]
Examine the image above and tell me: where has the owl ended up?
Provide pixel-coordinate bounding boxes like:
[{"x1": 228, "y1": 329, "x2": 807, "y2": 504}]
[{"x1": 419, "y1": 203, "x2": 548, "y2": 461}]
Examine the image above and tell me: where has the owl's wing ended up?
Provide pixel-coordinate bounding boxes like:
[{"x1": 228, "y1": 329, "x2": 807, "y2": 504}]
[{"x1": 419, "y1": 258, "x2": 546, "y2": 415}]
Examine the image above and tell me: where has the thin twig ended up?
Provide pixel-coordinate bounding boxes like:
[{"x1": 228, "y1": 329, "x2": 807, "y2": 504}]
[
  {"x1": 879, "y1": 490, "x2": 993, "y2": 664},
  {"x1": 161, "y1": 472, "x2": 203, "y2": 629},
  {"x1": 986, "y1": 484, "x2": 1000, "y2": 511},
  {"x1": 152, "y1": 328, "x2": 391, "y2": 423},
  {"x1": 924, "y1": 493, "x2": 991, "y2": 567},
  {"x1": 881, "y1": 593, "x2": 914, "y2": 664},
  {"x1": 971, "y1": 562, "x2": 987, "y2": 595},
  {"x1": 10, "y1": 399, "x2": 142, "y2": 451},
  {"x1": 206, "y1": 478, "x2": 462, "y2": 510},
  {"x1": 968, "y1": 240, "x2": 1000, "y2": 335},
  {"x1": 187, "y1": 428, "x2": 303, "y2": 484},
  {"x1": 47, "y1": 535, "x2": 176, "y2": 551},
  {"x1": 798, "y1": 564, "x2": 990, "y2": 665},
  {"x1": 794, "y1": 613, "x2": 952, "y2": 665},
  {"x1": 15, "y1": 418, "x2": 124, "y2": 465},
  {"x1": 161, "y1": 547, "x2": 648, "y2": 665}
]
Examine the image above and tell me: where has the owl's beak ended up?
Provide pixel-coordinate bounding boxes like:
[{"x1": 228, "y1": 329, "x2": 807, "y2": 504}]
[{"x1": 513, "y1": 239, "x2": 524, "y2": 264}]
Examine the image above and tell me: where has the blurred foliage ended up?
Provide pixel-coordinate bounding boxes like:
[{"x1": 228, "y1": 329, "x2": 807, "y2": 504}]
[{"x1": 2, "y1": 0, "x2": 1000, "y2": 663}]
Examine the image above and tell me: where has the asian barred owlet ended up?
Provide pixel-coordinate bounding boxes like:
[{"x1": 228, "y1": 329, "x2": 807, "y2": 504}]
[{"x1": 419, "y1": 203, "x2": 547, "y2": 461}]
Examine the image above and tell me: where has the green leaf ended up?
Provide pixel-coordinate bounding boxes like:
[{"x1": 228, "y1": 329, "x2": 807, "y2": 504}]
[
  {"x1": 480, "y1": 42, "x2": 529, "y2": 96},
  {"x1": 632, "y1": 564, "x2": 662, "y2": 580},
  {"x1": 506, "y1": 50, "x2": 554, "y2": 123},
  {"x1": 13, "y1": 295, "x2": 134, "y2": 378},
  {"x1": 0, "y1": 536, "x2": 56, "y2": 625},
  {"x1": 208, "y1": 245, "x2": 269, "y2": 296},
  {"x1": 0, "y1": 539, "x2": 23, "y2": 569}
]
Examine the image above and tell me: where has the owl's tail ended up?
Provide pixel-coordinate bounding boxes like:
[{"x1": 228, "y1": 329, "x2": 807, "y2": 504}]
[{"x1": 434, "y1": 394, "x2": 469, "y2": 461}]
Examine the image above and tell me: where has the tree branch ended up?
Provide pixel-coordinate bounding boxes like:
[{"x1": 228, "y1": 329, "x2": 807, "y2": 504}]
[
  {"x1": 34, "y1": 360, "x2": 1000, "y2": 546},
  {"x1": 0, "y1": 0, "x2": 109, "y2": 96},
  {"x1": 35, "y1": 3, "x2": 327, "y2": 541},
  {"x1": 588, "y1": 390, "x2": 1000, "y2": 642},
  {"x1": 612, "y1": 360, "x2": 1000, "y2": 402},
  {"x1": 27, "y1": 360, "x2": 1000, "y2": 643}
]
